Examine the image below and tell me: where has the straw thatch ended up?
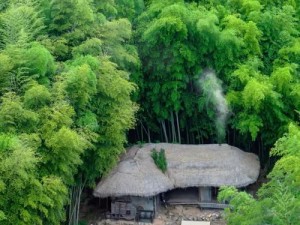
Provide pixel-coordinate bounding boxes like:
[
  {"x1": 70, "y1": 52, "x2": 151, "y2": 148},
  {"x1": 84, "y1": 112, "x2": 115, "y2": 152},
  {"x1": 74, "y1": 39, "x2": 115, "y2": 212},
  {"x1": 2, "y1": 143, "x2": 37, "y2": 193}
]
[{"x1": 94, "y1": 143, "x2": 260, "y2": 198}]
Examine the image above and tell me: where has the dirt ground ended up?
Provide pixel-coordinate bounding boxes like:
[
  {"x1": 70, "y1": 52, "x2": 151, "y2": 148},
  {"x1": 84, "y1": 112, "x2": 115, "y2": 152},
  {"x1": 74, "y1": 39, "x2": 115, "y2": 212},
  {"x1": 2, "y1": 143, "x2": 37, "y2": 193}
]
[
  {"x1": 84, "y1": 204, "x2": 226, "y2": 225},
  {"x1": 151, "y1": 205, "x2": 226, "y2": 225}
]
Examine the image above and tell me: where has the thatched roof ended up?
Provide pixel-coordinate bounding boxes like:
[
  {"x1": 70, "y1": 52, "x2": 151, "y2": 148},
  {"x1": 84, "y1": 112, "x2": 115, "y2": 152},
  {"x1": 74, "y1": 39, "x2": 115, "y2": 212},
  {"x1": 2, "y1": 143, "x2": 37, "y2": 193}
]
[{"x1": 94, "y1": 143, "x2": 260, "y2": 198}]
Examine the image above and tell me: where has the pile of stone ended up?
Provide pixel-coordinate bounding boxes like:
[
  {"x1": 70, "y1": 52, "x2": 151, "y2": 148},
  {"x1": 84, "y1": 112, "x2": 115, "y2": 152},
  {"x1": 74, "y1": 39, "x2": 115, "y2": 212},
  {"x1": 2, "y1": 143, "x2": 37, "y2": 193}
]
[
  {"x1": 96, "y1": 220, "x2": 148, "y2": 225},
  {"x1": 96, "y1": 205, "x2": 226, "y2": 225}
]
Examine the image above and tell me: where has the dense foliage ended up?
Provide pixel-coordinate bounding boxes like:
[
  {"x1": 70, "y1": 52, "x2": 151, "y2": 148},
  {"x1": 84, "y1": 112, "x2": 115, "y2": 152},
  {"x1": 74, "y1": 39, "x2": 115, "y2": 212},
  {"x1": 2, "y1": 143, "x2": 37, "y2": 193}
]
[
  {"x1": 0, "y1": 0, "x2": 139, "y2": 224},
  {"x1": 133, "y1": 0, "x2": 300, "y2": 163},
  {"x1": 0, "y1": 0, "x2": 299, "y2": 224},
  {"x1": 219, "y1": 123, "x2": 300, "y2": 225}
]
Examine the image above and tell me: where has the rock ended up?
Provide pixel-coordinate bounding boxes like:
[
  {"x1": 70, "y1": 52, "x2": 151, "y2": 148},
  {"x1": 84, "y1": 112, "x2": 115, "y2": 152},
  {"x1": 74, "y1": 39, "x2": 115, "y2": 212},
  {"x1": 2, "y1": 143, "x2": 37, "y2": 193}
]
[
  {"x1": 94, "y1": 207, "x2": 226, "y2": 225},
  {"x1": 174, "y1": 205, "x2": 184, "y2": 214},
  {"x1": 153, "y1": 218, "x2": 165, "y2": 225}
]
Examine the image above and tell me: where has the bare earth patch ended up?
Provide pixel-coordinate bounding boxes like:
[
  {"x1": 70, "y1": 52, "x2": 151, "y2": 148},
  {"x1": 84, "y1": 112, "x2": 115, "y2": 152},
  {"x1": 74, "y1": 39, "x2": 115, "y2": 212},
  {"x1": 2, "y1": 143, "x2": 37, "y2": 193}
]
[{"x1": 94, "y1": 205, "x2": 226, "y2": 225}]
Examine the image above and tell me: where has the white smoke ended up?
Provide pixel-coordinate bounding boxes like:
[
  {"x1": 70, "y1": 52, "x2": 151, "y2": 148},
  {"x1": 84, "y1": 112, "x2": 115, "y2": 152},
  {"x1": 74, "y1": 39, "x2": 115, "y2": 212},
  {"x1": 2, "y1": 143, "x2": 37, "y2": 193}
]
[{"x1": 199, "y1": 69, "x2": 229, "y2": 143}]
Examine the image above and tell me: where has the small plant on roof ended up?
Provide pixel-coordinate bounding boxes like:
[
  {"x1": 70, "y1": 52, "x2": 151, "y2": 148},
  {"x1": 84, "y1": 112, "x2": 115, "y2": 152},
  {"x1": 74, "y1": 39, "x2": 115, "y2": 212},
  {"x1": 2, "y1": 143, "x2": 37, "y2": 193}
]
[{"x1": 151, "y1": 148, "x2": 167, "y2": 173}]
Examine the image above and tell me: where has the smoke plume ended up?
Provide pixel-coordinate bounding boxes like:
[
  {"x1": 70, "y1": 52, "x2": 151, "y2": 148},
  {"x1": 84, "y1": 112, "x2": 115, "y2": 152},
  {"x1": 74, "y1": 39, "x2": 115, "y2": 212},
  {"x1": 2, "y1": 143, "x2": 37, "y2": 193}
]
[{"x1": 199, "y1": 69, "x2": 229, "y2": 143}]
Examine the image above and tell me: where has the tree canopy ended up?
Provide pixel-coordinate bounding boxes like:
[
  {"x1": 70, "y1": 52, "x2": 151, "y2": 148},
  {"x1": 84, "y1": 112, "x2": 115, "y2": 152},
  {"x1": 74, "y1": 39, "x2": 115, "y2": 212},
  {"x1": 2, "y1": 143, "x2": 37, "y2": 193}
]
[
  {"x1": 0, "y1": 0, "x2": 137, "y2": 224},
  {"x1": 0, "y1": 0, "x2": 299, "y2": 224}
]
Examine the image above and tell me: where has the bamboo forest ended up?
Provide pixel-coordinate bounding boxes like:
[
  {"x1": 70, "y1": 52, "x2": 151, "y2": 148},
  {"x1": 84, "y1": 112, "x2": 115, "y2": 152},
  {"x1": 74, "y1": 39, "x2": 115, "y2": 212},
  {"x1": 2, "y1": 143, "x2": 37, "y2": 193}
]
[{"x1": 0, "y1": 0, "x2": 299, "y2": 225}]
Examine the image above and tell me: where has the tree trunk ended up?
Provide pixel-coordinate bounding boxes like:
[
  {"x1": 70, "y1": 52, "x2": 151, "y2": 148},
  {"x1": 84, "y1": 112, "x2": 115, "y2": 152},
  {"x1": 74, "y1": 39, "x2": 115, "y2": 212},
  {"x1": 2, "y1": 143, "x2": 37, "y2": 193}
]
[
  {"x1": 141, "y1": 122, "x2": 151, "y2": 143},
  {"x1": 161, "y1": 120, "x2": 168, "y2": 143},
  {"x1": 140, "y1": 122, "x2": 144, "y2": 142},
  {"x1": 197, "y1": 127, "x2": 201, "y2": 144},
  {"x1": 167, "y1": 119, "x2": 171, "y2": 142},
  {"x1": 68, "y1": 178, "x2": 87, "y2": 225},
  {"x1": 170, "y1": 111, "x2": 177, "y2": 143},
  {"x1": 147, "y1": 126, "x2": 151, "y2": 143},
  {"x1": 186, "y1": 123, "x2": 189, "y2": 144},
  {"x1": 233, "y1": 129, "x2": 236, "y2": 146},
  {"x1": 136, "y1": 124, "x2": 140, "y2": 142},
  {"x1": 227, "y1": 128, "x2": 230, "y2": 145},
  {"x1": 76, "y1": 186, "x2": 82, "y2": 225},
  {"x1": 175, "y1": 111, "x2": 181, "y2": 143}
]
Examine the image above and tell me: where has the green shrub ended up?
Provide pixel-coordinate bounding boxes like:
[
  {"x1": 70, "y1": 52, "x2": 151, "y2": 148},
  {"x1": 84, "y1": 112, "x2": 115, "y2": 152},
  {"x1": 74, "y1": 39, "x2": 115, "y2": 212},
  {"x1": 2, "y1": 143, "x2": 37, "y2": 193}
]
[{"x1": 151, "y1": 148, "x2": 167, "y2": 173}]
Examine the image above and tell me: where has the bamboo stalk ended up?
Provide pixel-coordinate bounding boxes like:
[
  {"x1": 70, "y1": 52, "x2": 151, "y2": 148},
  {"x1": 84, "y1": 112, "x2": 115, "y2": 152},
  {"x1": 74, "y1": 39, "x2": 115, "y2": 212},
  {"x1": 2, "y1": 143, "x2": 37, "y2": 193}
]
[
  {"x1": 161, "y1": 120, "x2": 168, "y2": 143},
  {"x1": 175, "y1": 111, "x2": 181, "y2": 143},
  {"x1": 170, "y1": 111, "x2": 177, "y2": 143}
]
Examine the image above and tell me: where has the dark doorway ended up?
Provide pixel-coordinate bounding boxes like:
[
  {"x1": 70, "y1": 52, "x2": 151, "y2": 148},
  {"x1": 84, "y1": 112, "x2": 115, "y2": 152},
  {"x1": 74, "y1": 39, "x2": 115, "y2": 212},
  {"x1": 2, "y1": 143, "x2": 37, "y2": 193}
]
[
  {"x1": 212, "y1": 187, "x2": 219, "y2": 201},
  {"x1": 165, "y1": 187, "x2": 199, "y2": 205}
]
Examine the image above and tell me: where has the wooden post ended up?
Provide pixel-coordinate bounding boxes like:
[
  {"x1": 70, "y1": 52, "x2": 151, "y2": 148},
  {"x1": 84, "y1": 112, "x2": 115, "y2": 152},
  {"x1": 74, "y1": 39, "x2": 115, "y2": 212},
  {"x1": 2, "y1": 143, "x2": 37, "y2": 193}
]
[{"x1": 153, "y1": 196, "x2": 156, "y2": 217}]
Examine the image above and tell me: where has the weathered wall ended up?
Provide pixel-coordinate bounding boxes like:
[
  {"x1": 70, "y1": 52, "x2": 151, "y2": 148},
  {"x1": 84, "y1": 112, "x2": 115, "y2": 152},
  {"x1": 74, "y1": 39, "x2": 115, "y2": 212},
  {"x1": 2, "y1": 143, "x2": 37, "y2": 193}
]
[
  {"x1": 199, "y1": 187, "x2": 212, "y2": 202},
  {"x1": 130, "y1": 196, "x2": 155, "y2": 215}
]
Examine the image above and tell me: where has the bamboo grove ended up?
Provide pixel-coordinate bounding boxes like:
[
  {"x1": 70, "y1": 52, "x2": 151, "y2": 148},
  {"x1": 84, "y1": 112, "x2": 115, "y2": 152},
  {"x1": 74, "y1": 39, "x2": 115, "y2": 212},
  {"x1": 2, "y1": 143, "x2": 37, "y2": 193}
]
[{"x1": 0, "y1": 0, "x2": 299, "y2": 225}]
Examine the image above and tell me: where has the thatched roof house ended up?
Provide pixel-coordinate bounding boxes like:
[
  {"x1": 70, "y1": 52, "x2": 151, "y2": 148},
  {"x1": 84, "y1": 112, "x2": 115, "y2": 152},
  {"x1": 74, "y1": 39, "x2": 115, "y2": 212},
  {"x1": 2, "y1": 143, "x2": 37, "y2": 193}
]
[{"x1": 94, "y1": 143, "x2": 260, "y2": 198}]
